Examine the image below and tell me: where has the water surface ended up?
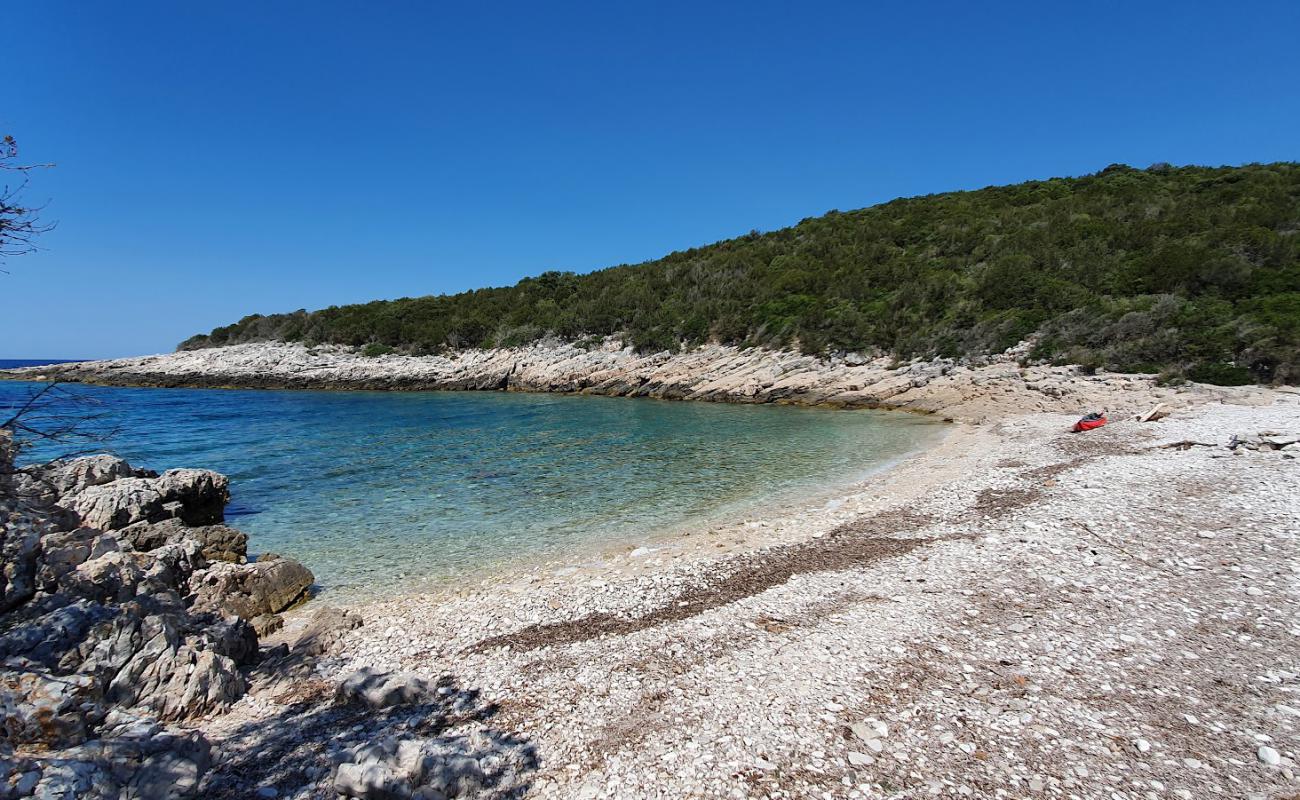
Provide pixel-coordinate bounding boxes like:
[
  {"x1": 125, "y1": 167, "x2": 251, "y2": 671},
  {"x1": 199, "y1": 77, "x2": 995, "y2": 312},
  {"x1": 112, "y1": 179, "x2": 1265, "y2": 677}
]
[{"x1": 1, "y1": 380, "x2": 942, "y2": 601}]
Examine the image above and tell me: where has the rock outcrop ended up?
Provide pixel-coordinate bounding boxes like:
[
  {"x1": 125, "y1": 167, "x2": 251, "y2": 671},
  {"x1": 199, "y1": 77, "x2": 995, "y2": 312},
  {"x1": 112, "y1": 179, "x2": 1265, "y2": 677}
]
[
  {"x1": 2, "y1": 338, "x2": 1274, "y2": 423},
  {"x1": 0, "y1": 433, "x2": 314, "y2": 799},
  {"x1": 190, "y1": 554, "x2": 314, "y2": 633}
]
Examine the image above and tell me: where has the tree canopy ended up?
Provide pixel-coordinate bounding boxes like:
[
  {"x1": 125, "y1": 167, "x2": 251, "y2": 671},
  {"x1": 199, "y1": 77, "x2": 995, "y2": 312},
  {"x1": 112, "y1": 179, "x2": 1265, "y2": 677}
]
[{"x1": 183, "y1": 162, "x2": 1300, "y2": 385}]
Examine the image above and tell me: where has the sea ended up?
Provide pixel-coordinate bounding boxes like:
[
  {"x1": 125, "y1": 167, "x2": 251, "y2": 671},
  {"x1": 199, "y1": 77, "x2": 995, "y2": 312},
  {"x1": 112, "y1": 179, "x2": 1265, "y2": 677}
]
[{"x1": 0, "y1": 369, "x2": 944, "y2": 602}]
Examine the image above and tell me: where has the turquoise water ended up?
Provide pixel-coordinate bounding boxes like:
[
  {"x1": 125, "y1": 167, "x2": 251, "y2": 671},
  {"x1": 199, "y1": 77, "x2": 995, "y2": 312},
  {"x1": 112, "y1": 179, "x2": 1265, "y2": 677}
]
[{"x1": 1, "y1": 380, "x2": 942, "y2": 601}]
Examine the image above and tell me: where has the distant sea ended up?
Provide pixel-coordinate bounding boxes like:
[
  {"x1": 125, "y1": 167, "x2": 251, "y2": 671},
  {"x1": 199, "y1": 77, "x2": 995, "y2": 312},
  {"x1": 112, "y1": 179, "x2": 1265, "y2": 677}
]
[
  {"x1": 0, "y1": 379, "x2": 944, "y2": 603},
  {"x1": 0, "y1": 358, "x2": 85, "y2": 370}
]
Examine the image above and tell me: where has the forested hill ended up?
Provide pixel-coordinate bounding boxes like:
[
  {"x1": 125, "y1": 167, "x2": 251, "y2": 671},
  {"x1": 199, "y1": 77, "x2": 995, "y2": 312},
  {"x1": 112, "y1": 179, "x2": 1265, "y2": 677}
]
[{"x1": 183, "y1": 162, "x2": 1300, "y2": 385}]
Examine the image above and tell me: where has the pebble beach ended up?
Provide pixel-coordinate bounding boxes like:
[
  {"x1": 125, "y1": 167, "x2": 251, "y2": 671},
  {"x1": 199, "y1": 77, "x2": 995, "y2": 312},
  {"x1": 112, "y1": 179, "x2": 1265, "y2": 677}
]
[{"x1": 198, "y1": 364, "x2": 1300, "y2": 799}]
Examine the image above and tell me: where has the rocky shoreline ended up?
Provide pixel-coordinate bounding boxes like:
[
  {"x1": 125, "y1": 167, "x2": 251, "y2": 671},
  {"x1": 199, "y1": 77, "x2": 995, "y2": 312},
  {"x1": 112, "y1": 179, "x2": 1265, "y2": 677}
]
[
  {"x1": 0, "y1": 431, "x2": 337, "y2": 798},
  {"x1": 0, "y1": 339, "x2": 1279, "y2": 423}
]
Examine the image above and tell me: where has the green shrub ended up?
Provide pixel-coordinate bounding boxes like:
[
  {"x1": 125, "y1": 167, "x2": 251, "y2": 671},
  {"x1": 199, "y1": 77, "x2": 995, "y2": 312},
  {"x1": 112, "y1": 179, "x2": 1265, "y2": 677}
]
[
  {"x1": 1186, "y1": 361, "x2": 1253, "y2": 386},
  {"x1": 178, "y1": 163, "x2": 1300, "y2": 384}
]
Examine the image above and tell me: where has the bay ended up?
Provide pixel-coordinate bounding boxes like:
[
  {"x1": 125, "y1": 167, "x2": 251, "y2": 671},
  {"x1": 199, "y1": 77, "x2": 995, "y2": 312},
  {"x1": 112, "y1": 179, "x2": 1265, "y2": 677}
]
[{"x1": 0, "y1": 380, "x2": 942, "y2": 601}]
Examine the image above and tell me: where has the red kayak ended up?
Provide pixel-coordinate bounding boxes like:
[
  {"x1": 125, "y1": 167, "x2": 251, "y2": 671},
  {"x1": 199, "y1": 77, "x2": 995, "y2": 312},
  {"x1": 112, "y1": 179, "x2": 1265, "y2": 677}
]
[{"x1": 1072, "y1": 413, "x2": 1107, "y2": 432}]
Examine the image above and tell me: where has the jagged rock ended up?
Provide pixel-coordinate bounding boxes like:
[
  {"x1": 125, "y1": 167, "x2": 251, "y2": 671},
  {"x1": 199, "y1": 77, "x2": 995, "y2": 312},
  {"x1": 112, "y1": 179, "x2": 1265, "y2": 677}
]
[
  {"x1": 46, "y1": 454, "x2": 153, "y2": 497},
  {"x1": 61, "y1": 550, "x2": 150, "y2": 603},
  {"x1": 0, "y1": 432, "x2": 266, "y2": 798},
  {"x1": 120, "y1": 518, "x2": 246, "y2": 563},
  {"x1": 3, "y1": 721, "x2": 212, "y2": 800},
  {"x1": 105, "y1": 615, "x2": 247, "y2": 720},
  {"x1": 117, "y1": 518, "x2": 175, "y2": 552},
  {"x1": 152, "y1": 469, "x2": 229, "y2": 526},
  {"x1": 186, "y1": 523, "x2": 247, "y2": 563},
  {"x1": 0, "y1": 514, "x2": 42, "y2": 613},
  {"x1": 57, "y1": 469, "x2": 229, "y2": 532},
  {"x1": 35, "y1": 528, "x2": 120, "y2": 591},
  {"x1": 189, "y1": 555, "x2": 314, "y2": 621},
  {"x1": 62, "y1": 478, "x2": 165, "y2": 531},
  {"x1": 0, "y1": 668, "x2": 98, "y2": 746}
]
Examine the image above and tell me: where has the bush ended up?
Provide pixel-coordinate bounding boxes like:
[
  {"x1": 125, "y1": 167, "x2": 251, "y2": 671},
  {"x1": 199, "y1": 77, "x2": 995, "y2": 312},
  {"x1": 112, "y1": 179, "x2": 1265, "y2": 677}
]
[
  {"x1": 1186, "y1": 361, "x2": 1253, "y2": 386},
  {"x1": 178, "y1": 163, "x2": 1300, "y2": 384},
  {"x1": 361, "y1": 343, "x2": 393, "y2": 358}
]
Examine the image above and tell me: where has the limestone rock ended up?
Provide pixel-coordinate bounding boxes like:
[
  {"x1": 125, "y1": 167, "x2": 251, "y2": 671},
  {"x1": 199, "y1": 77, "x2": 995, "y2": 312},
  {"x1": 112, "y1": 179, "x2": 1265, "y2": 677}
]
[
  {"x1": 189, "y1": 555, "x2": 314, "y2": 621},
  {"x1": 336, "y1": 668, "x2": 438, "y2": 709},
  {"x1": 292, "y1": 605, "x2": 364, "y2": 656},
  {"x1": 153, "y1": 469, "x2": 229, "y2": 526},
  {"x1": 0, "y1": 434, "x2": 260, "y2": 798},
  {"x1": 47, "y1": 454, "x2": 153, "y2": 497},
  {"x1": 0, "y1": 668, "x2": 98, "y2": 746},
  {"x1": 62, "y1": 477, "x2": 164, "y2": 530},
  {"x1": 57, "y1": 469, "x2": 229, "y2": 532},
  {"x1": 0, "y1": 516, "x2": 42, "y2": 613},
  {"x1": 120, "y1": 517, "x2": 246, "y2": 563},
  {"x1": 105, "y1": 615, "x2": 247, "y2": 720}
]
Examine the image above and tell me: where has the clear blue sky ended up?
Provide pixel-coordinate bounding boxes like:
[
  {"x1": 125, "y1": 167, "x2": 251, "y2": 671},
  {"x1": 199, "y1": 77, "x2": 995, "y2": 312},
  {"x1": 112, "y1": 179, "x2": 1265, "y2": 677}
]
[{"x1": 4, "y1": 1, "x2": 1297, "y2": 358}]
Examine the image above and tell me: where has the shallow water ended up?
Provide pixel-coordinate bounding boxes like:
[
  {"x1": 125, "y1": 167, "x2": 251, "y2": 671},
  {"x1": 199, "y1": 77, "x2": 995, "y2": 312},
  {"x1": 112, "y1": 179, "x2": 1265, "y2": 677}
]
[{"x1": 1, "y1": 380, "x2": 943, "y2": 601}]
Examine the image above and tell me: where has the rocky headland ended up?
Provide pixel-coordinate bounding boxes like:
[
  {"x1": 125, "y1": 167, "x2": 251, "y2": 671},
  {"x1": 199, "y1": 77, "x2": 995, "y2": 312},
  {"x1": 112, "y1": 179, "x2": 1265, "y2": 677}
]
[{"x1": 0, "y1": 339, "x2": 1278, "y2": 423}]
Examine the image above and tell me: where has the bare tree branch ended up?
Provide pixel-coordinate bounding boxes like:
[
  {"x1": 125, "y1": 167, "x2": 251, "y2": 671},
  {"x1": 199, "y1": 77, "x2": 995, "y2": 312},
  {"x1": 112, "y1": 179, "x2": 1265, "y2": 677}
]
[{"x1": 0, "y1": 134, "x2": 56, "y2": 271}]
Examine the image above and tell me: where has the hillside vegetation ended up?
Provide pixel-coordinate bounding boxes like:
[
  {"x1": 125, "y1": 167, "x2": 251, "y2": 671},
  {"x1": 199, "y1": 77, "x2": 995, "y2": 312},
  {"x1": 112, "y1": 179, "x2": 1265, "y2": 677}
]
[{"x1": 183, "y1": 162, "x2": 1300, "y2": 384}]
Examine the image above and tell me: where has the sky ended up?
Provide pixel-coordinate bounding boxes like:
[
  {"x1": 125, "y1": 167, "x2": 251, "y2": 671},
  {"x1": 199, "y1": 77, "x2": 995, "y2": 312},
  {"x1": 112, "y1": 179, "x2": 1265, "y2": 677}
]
[{"x1": 3, "y1": 1, "x2": 1298, "y2": 358}]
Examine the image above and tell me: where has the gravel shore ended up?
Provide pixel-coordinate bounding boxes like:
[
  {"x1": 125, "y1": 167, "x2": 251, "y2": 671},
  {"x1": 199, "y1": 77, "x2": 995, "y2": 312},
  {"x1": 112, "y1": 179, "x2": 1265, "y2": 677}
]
[{"x1": 197, "y1": 385, "x2": 1300, "y2": 800}]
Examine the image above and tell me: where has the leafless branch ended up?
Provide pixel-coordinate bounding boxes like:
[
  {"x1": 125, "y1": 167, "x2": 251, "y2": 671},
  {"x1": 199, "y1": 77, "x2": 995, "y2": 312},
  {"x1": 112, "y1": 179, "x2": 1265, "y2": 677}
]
[
  {"x1": 0, "y1": 381, "x2": 121, "y2": 467},
  {"x1": 0, "y1": 134, "x2": 56, "y2": 271}
]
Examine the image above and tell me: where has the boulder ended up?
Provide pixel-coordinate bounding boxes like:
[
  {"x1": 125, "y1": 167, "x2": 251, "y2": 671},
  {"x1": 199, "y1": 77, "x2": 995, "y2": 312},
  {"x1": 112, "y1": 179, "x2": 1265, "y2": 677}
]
[
  {"x1": 47, "y1": 454, "x2": 152, "y2": 497},
  {"x1": 57, "y1": 469, "x2": 230, "y2": 531},
  {"x1": 186, "y1": 523, "x2": 247, "y2": 563},
  {"x1": 153, "y1": 469, "x2": 229, "y2": 526},
  {"x1": 62, "y1": 478, "x2": 165, "y2": 531},
  {"x1": 292, "y1": 606, "x2": 363, "y2": 656},
  {"x1": 336, "y1": 668, "x2": 438, "y2": 710},
  {"x1": 189, "y1": 555, "x2": 314, "y2": 621},
  {"x1": 331, "y1": 734, "x2": 495, "y2": 800},
  {"x1": 119, "y1": 518, "x2": 247, "y2": 563}
]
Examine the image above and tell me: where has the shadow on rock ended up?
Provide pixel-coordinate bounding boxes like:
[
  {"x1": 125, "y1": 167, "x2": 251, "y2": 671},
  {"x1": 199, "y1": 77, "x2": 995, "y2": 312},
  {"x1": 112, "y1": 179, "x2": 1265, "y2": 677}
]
[{"x1": 203, "y1": 671, "x2": 539, "y2": 800}]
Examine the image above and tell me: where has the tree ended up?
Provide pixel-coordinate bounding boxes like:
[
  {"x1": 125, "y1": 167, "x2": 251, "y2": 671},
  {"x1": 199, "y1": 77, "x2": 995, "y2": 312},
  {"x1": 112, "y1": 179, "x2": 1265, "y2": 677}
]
[{"x1": 0, "y1": 134, "x2": 54, "y2": 270}]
